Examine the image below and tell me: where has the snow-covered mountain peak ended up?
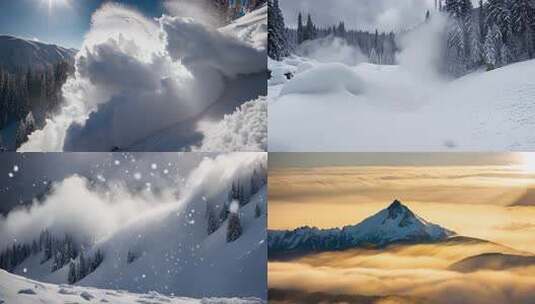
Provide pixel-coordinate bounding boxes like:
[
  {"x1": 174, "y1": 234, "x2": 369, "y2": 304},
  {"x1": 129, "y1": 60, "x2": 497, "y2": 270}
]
[
  {"x1": 346, "y1": 200, "x2": 455, "y2": 242},
  {"x1": 386, "y1": 199, "x2": 413, "y2": 219},
  {"x1": 268, "y1": 201, "x2": 455, "y2": 256}
]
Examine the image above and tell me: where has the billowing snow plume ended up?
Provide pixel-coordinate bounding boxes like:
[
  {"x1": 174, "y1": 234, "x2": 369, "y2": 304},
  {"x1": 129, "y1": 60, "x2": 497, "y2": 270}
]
[
  {"x1": 0, "y1": 175, "x2": 175, "y2": 251},
  {"x1": 397, "y1": 13, "x2": 448, "y2": 82},
  {"x1": 0, "y1": 152, "x2": 266, "y2": 252},
  {"x1": 296, "y1": 36, "x2": 367, "y2": 66},
  {"x1": 19, "y1": 3, "x2": 266, "y2": 152}
]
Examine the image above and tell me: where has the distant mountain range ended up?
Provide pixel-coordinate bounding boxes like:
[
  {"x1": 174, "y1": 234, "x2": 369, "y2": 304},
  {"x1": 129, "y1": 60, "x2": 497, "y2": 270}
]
[
  {"x1": 269, "y1": 200, "x2": 457, "y2": 258},
  {"x1": 0, "y1": 35, "x2": 76, "y2": 72}
]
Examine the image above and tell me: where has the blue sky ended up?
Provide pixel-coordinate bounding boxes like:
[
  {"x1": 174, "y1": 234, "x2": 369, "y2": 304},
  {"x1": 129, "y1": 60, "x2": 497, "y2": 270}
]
[{"x1": 0, "y1": 0, "x2": 165, "y2": 48}]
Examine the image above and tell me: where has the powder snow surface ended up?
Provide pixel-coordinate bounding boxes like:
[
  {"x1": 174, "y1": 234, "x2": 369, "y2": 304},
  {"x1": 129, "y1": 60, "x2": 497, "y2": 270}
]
[
  {"x1": 268, "y1": 56, "x2": 535, "y2": 151},
  {"x1": 0, "y1": 269, "x2": 263, "y2": 304}
]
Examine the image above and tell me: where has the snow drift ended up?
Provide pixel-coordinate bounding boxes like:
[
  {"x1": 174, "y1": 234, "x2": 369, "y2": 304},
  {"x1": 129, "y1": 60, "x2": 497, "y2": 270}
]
[
  {"x1": 0, "y1": 269, "x2": 263, "y2": 304},
  {"x1": 19, "y1": 3, "x2": 267, "y2": 152},
  {"x1": 280, "y1": 63, "x2": 364, "y2": 96}
]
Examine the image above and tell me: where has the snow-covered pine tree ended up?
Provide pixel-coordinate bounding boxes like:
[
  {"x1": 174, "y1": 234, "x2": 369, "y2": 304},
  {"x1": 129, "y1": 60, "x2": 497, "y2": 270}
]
[
  {"x1": 501, "y1": 41, "x2": 514, "y2": 64},
  {"x1": 68, "y1": 261, "x2": 76, "y2": 284},
  {"x1": 336, "y1": 22, "x2": 346, "y2": 38},
  {"x1": 486, "y1": 0, "x2": 512, "y2": 41},
  {"x1": 484, "y1": 24, "x2": 503, "y2": 69},
  {"x1": 268, "y1": 0, "x2": 289, "y2": 60},
  {"x1": 470, "y1": 22, "x2": 484, "y2": 66},
  {"x1": 78, "y1": 251, "x2": 86, "y2": 280},
  {"x1": 511, "y1": 0, "x2": 535, "y2": 59},
  {"x1": 297, "y1": 12, "x2": 304, "y2": 44},
  {"x1": 444, "y1": 0, "x2": 474, "y2": 75},
  {"x1": 219, "y1": 200, "x2": 230, "y2": 223},
  {"x1": 226, "y1": 201, "x2": 242, "y2": 242},
  {"x1": 445, "y1": 0, "x2": 474, "y2": 19},
  {"x1": 206, "y1": 202, "x2": 218, "y2": 234},
  {"x1": 446, "y1": 18, "x2": 468, "y2": 75},
  {"x1": 369, "y1": 48, "x2": 379, "y2": 64},
  {"x1": 91, "y1": 249, "x2": 104, "y2": 272},
  {"x1": 15, "y1": 111, "x2": 35, "y2": 148},
  {"x1": 304, "y1": 14, "x2": 316, "y2": 42},
  {"x1": 479, "y1": 0, "x2": 487, "y2": 44}
]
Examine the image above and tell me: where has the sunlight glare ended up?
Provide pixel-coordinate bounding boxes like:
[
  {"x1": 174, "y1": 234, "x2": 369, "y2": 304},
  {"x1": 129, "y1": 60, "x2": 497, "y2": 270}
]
[
  {"x1": 520, "y1": 152, "x2": 535, "y2": 172},
  {"x1": 42, "y1": 0, "x2": 70, "y2": 14}
]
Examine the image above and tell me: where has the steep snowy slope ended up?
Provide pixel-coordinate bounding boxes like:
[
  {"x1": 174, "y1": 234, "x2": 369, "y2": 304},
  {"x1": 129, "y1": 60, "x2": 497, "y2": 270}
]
[
  {"x1": 0, "y1": 270, "x2": 263, "y2": 304},
  {"x1": 0, "y1": 35, "x2": 76, "y2": 72},
  {"x1": 77, "y1": 187, "x2": 267, "y2": 298},
  {"x1": 220, "y1": 4, "x2": 267, "y2": 50},
  {"x1": 8, "y1": 187, "x2": 267, "y2": 299},
  {"x1": 1, "y1": 153, "x2": 268, "y2": 300},
  {"x1": 268, "y1": 200, "x2": 454, "y2": 256},
  {"x1": 269, "y1": 57, "x2": 535, "y2": 151}
]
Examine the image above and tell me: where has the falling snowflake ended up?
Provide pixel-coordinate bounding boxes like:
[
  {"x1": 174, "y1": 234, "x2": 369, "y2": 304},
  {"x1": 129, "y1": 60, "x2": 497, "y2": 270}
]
[
  {"x1": 134, "y1": 172, "x2": 142, "y2": 180},
  {"x1": 141, "y1": 274, "x2": 146, "y2": 279},
  {"x1": 163, "y1": 169, "x2": 169, "y2": 175},
  {"x1": 13, "y1": 165, "x2": 19, "y2": 172},
  {"x1": 23, "y1": 268, "x2": 27, "y2": 273},
  {"x1": 8, "y1": 172, "x2": 13, "y2": 178},
  {"x1": 151, "y1": 163, "x2": 158, "y2": 170},
  {"x1": 114, "y1": 160, "x2": 120, "y2": 165}
]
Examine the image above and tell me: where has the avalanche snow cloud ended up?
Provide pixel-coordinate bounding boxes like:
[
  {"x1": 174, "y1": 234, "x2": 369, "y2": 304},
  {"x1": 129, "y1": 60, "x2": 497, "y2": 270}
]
[
  {"x1": 0, "y1": 152, "x2": 267, "y2": 299},
  {"x1": 0, "y1": 152, "x2": 266, "y2": 252},
  {"x1": 19, "y1": 3, "x2": 267, "y2": 152}
]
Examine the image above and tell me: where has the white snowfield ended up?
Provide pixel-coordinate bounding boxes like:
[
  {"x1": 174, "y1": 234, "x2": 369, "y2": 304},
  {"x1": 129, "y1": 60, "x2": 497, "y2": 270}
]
[
  {"x1": 268, "y1": 56, "x2": 535, "y2": 151},
  {"x1": 0, "y1": 269, "x2": 263, "y2": 304}
]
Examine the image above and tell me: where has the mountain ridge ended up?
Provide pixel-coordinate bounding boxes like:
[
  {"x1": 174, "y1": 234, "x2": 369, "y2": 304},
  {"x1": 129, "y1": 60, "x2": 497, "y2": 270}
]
[
  {"x1": 0, "y1": 35, "x2": 76, "y2": 72},
  {"x1": 268, "y1": 200, "x2": 455, "y2": 257}
]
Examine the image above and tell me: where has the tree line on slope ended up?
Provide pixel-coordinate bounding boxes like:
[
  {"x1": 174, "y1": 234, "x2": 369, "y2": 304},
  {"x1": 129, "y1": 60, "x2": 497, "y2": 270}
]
[
  {"x1": 205, "y1": 167, "x2": 267, "y2": 243},
  {"x1": 0, "y1": 229, "x2": 103, "y2": 284},
  {"x1": 0, "y1": 61, "x2": 72, "y2": 149},
  {"x1": 443, "y1": 0, "x2": 535, "y2": 75},
  {"x1": 269, "y1": 0, "x2": 535, "y2": 76},
  {"x1": 268, "y1": 0, "x2": 397, "y2": 64}
]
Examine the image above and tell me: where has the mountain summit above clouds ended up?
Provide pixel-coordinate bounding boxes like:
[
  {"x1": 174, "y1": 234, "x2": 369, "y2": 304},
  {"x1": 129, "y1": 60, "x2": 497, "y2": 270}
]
[{"x1": 268, "y1": 200, "x2": 455, "y2": 256}]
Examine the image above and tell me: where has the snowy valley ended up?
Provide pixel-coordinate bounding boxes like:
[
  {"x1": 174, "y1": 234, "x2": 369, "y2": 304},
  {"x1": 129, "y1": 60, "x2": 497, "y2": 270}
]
[{"x1": 268, "y1": 0, "x2": 535, "y2": 151}]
